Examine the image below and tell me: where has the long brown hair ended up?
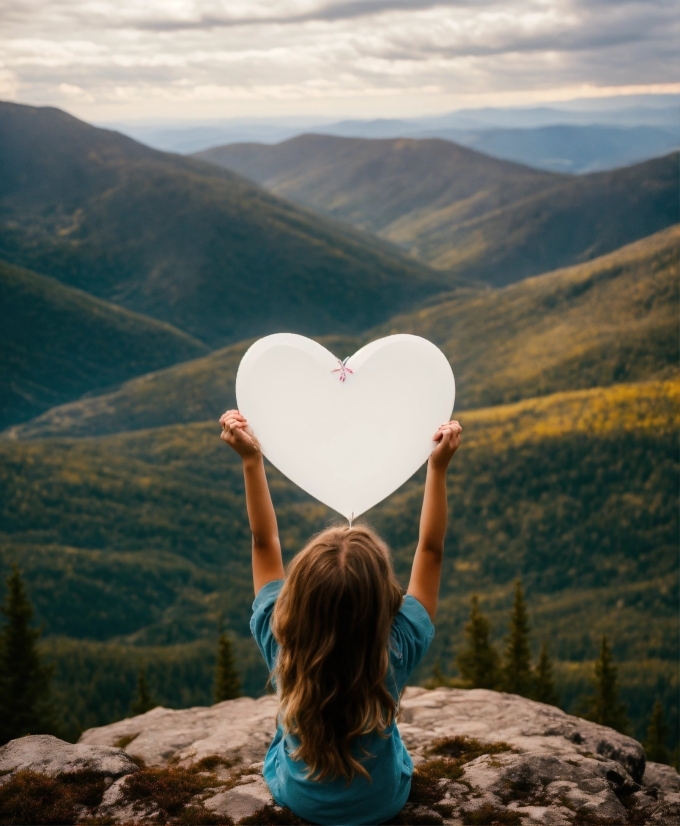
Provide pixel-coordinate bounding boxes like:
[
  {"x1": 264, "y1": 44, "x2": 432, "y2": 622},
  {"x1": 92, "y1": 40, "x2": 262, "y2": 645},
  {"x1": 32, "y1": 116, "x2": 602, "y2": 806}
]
[{"x1": 271, "y1": 524, "x2": 403, "y2": 782}]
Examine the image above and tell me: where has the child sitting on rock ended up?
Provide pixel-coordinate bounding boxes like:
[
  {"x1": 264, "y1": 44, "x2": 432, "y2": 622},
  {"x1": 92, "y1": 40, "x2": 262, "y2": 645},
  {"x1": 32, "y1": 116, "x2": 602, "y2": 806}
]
[{"x1": 219, "y1": 409, "x2": 462, "y2": 825}]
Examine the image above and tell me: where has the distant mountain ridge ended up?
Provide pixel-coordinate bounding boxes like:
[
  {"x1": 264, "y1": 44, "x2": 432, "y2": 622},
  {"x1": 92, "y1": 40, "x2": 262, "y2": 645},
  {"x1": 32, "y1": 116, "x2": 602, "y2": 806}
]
[
  {"x1": 0, "y1": 102, "x2": 449, "y2": 347},
  {"x1": 112, "y1": 94, "x2": 680, "y2": 154},
  {"x1": 7, "y1": 227, "x2": 677, "y2": 441},
  {"x1": 0, "y1": 259, "x2": 209, "y2": 430},
  {"x1": 196, "y1": 135, "x2": 679, "y2": 283},
  {"x1": 196, "y1": 134, "x2": 559, "y2": 239},
  {"x1": 448, "y1": 124, "x2": 679, "y2": 174}
]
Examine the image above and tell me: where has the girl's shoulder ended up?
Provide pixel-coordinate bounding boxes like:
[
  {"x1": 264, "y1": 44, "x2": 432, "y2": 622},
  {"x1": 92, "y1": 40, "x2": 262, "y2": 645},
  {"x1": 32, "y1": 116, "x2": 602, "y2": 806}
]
[{"x1": 389, "y1": 594, "x2": 435, "y2": 681}]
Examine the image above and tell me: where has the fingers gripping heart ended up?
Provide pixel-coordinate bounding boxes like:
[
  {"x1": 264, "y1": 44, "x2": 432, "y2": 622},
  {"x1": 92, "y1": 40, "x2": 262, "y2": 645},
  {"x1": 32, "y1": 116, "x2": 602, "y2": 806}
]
[
  {"x1": 219, "y1": 410, "x2": 260, "y2": 457},
  {"x1": 430, "y1": 420, "x2": 462, "y2": 470}
]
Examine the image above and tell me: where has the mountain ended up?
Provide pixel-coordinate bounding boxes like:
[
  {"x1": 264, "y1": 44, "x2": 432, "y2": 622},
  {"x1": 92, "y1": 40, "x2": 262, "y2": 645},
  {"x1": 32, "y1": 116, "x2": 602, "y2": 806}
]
[
  {"x1": 0, "y1": 102, "x2": 448, "y2": 347},
  {"x1": 8, "y1": 227, "x2": 676, "y2": 440},
  {"x1": 124, "y1": 94, "x2": 680, "y2": 154},
  {"x1": 1, "y1": 378, "x2": 676, "y2": 737},
  {"x1": 195, "y1": 134, "x2": 559, "y2": 241},
  {"x1": 374, "y1": 226, "x2": 679, "y2": 408},
  {"x1": 447, "y1": 124, "x2": 679, "y2": 174},
  {"x1": 196, "y1": 135, "x2": 679, "y2": 283},
  {"x1": 0, "y1": 259, "x2": 209, "y2": 430}
]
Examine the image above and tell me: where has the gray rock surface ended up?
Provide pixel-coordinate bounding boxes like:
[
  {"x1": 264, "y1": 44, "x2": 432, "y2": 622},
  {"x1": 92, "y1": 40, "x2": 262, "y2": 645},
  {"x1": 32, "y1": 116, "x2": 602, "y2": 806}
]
[
  {"x1": 1, "y1": 689, "x2": 678, "y2": 824},
  {"x1": 204, "y1": 774, "x2": 273, "y2": 821},
  {"x1": 399, "y1": 686, "x2": 646, "y2": 782},
  {"x1": 644, "y1": 760, "x2": 680, "y2": 792},
  {"x1": 0, "y1": 733, "x2": 138, "y2": 778},
  {"x1": 79, "y1": 695, "x2": 279, "y2": 767}
]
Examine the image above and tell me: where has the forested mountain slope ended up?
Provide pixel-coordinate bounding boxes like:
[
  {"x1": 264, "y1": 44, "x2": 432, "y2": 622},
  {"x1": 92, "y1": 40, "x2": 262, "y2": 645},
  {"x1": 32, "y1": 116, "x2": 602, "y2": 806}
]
[
  {"x1": 196, "y1": 135, "x2": 558, "y2": 238},
  {"x1": 197, "y1": 134, "x2": 678, "y2": 283},
  {"x1": 8, "y1": 227, "x2": 676, "y2": 440},
  {"x1": 1, "y1": 379, "x2": 676, "y2": 736},
  {"x1": 0, "y1": 259, "x2": 208, "y2": 430},
  {"x1": 0, "y1": 103, "x2": 448, "y2": 346}
]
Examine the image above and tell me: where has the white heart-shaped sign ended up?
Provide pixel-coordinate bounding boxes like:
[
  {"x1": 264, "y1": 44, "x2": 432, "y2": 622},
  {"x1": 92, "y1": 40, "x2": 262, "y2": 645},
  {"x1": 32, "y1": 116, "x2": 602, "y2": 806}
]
[{"x1": 235, "y1": 333, "x2": 455, "y2": 520}]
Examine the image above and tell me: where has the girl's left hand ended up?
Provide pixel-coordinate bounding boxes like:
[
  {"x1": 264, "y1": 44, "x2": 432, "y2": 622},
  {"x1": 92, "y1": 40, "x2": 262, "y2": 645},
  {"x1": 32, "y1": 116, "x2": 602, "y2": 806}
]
[
  {"x1": 430, "y1": 420, "x2": 462, "y2": 470},
  {"x1": 219, "y1": 409, "x2": 261, "y2": 460}
]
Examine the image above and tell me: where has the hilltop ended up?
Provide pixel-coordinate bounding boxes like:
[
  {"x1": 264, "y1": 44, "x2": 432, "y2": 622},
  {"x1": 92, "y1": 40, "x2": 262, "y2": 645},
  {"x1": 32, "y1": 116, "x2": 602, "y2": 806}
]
[
  {"x1": 0, "y1": 259, "x2": 208, "y2": 430},
  {"x1": 196, "y1": 134, "x2": 679, "y2": 283},
  {"x1": 5, "y1": 689, "x2": 679, "y2": 825},
  {"x1": 0, "y1": 102, "x2": 448, "y2": 346},
  {"x1": 3, "y1": 690, "x2": 679, "y2": 824},
  {"x1": 8, "y1": 227, "x2": 676, "y2": 440}
]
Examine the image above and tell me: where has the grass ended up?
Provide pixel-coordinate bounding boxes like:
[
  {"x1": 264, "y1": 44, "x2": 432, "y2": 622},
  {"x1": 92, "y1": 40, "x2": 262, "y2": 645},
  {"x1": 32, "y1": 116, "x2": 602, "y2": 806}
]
[
  {"x1": 0, "y1": 770, "x2": 107, "y2": 825},
  {"x1": 240, "y1": 805, "x2": 310, "y2": 825},
  {"x1": 461, "y1": 804, "x2": 522, "y2": 825},
  {"x1": 426, "y1": 736, "x2": 515, "y2": 761},
  {"x1": 121, "y1": 763, "x2": 222, "y2": 823}
]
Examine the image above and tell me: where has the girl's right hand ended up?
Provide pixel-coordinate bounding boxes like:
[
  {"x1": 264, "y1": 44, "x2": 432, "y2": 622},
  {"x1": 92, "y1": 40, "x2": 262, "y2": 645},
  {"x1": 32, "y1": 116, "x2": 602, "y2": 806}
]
[
  {"x1": 219, "y1": 409, "x2": 261, "y2": 461},
  {"x1": 429, "y1": 419, "x2": 462, "y2": 471}
]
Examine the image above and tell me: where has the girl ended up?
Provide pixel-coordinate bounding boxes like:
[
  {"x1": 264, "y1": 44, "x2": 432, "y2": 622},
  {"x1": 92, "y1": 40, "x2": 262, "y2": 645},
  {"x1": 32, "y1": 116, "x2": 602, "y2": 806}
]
[{"x1": 219, "y1": 409, "x2": 462, "y2": 825}]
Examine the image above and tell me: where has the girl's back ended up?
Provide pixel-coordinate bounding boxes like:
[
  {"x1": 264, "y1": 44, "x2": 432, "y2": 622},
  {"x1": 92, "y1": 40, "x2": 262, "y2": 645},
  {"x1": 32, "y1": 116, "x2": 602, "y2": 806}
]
[
  {"x1": 219, "y1": 408, "x2": 461, "y2": 825},
  {"x1": 250, "y1": 527, "x2": 435, "y2": 824}
]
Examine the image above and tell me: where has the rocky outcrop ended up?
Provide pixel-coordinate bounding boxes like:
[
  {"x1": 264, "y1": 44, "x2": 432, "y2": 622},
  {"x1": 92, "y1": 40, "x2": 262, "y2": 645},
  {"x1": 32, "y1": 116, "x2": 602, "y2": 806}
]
[
  {"x1": 0, "y1": 734, "x2": 138, "y2": 779},
  {"x1": 0, "y1": 688, "x2": 677, "y2": 824}
]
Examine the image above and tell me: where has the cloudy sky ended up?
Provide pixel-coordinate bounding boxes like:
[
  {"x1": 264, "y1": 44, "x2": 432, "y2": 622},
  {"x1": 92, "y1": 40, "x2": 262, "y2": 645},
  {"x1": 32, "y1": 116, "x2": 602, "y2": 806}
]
[{"x1": 1, "y1": 0, "x2": 678, "y2": 122}]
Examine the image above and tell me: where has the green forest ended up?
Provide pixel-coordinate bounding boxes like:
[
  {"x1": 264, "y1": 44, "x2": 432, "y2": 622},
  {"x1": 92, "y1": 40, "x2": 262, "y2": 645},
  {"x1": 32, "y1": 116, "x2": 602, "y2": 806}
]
[
  {"x1": 0, "y1": 101, "x2": 677, "y2": 764},
  {"x1": 1, "y1": 377, "x2": 677, "y2": 746}
]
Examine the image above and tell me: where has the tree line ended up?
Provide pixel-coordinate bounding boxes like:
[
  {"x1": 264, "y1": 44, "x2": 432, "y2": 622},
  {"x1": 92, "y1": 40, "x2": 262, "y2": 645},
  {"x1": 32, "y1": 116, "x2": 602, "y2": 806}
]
[
  {"x1": 0, "y1": 566, "x2": 241, "y2": 745},
  {"x1": 0, "y1": 567, "x2": 674, "y2": 768},
  {"x1": 428, "y1": 580, "x2": 675, "y2": 766}
]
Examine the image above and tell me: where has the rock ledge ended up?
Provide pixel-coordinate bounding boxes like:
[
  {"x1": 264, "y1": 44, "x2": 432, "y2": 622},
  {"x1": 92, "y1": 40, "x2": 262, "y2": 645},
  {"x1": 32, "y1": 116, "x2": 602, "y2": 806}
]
[{"x1": 0, "y1": 688, "x2": 677, "y2": 824}]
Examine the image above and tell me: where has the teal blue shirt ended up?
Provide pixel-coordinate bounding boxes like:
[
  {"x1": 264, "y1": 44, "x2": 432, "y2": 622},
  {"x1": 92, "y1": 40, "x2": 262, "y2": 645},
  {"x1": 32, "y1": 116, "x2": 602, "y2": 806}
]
[{"x1": 250, "y1": 579, "x2": 434, "y2": 825}]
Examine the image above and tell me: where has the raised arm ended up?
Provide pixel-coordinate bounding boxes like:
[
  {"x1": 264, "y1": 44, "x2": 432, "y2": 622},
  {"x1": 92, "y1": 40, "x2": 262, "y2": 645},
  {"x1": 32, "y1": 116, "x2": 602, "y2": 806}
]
[
  {"x1": 220, "y1": 410, "x2": 285, "y2": 595},
  {"x1": 407, "y1": 420, "x2": 462, "y2": 621}
]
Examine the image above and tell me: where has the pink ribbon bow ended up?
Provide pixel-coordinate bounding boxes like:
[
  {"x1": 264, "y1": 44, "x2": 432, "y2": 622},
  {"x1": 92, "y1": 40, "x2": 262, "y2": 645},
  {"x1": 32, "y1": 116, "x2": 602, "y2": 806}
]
[{"x1": 331, "y1": 357, "x2": 354, "y2": 382}]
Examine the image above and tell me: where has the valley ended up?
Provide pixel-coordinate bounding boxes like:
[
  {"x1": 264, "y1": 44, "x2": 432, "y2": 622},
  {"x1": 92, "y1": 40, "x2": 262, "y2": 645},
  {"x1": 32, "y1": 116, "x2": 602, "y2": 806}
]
[
  {"x1": 196, "y1": 135, "x2": 678, "y2": 282},
  {"x1": 0, "y1": 101, "x2": 677, "y2": 753}
]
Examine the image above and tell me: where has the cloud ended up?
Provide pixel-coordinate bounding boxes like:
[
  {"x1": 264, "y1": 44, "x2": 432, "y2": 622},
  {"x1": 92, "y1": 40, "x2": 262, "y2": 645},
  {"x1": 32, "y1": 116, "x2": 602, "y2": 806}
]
[{"x1": 1, "y1": 0, "x2": 677, "y2": 119}]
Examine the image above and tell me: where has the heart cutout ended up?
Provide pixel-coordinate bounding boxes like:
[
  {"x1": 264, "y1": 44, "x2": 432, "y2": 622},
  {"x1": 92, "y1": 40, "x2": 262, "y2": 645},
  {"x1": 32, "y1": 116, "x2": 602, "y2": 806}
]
[{"x1": 235, "y1": 333, "x2": 455, "y2": 520}]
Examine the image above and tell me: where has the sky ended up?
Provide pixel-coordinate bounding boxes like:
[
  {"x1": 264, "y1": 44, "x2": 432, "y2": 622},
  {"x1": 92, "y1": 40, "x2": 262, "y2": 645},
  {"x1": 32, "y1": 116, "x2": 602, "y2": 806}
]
[{"x1": 1, "y1": 0, "x2": 678, "y2": 122}]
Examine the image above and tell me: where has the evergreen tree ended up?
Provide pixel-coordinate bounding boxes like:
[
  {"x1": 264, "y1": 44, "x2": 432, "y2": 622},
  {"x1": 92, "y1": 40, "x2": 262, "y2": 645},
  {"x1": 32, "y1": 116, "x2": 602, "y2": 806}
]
[
  {"x1": 501, "y1": 580, "x2": 534, "y2": 697},
  {"x1": 0, "y1": 566, "x2": 55, "y2": 745},
  {"x1": 426, "y1": 659, "x2": 450, "y2": 689},
  {"x1": 456, "y1": 595, "x2": 500, "y2": 689},
  {"x1": 644, "y1": 701, "x2": 670, "y2": 764},
  {"x1": 534, "y1": 643, "x2": 559, "y2": 706},
  {"x1": 214, "y1": 632, "x2": 241, "y2": 702},
  {"x1": 131, "y1": 668, "x2": 156, "y2": 715},
  {"x1": 582, "y1": 636, "x2": 629, "y2": 733}
]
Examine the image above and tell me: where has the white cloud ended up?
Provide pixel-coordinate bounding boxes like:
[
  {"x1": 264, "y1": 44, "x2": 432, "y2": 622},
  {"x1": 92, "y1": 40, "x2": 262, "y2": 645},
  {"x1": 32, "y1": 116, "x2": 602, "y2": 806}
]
[{"x1": 0, "y1": 0, "x2": 677, "y2": 119}]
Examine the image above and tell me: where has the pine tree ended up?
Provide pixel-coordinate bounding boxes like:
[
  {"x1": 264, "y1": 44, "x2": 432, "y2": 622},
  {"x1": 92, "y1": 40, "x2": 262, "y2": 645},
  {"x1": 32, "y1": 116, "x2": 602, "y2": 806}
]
[
  {"x1": 501, "y1": 580, "x2": 534, "y2": 697},
  {"x1": 534, "y1": 643, "x2": 559, "y2": 706},
  {"x1": 131, "y1": 668, "x2": 156, "y2": 715},
  {"x1": 0, "y1": 566, "x2": 55, "y2": 745},
  {"x1": 214, "y1": 632, "x2": 241, "y2": 702},
  {"x1": 644, "y1": 701, "x2": 670, "y2": 765},
  {"x1": 426, "y1": 659, "x2": 450, "y2": 689},
  {"x1": 456, "y1": 595, "x2": 500, "y2": 689},
  {"x1": 582, "y1": 636, "x2": 629, "y2": 733}
]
